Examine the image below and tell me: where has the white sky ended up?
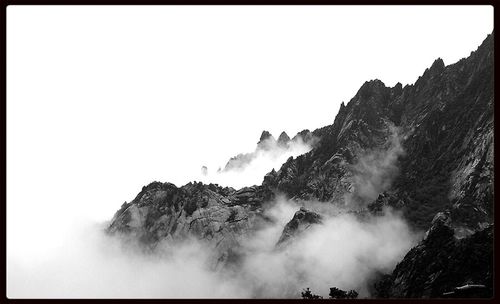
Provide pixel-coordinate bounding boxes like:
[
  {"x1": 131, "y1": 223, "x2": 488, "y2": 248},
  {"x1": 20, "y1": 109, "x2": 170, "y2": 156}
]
[{"x1": 6, "y1": 6, "x2": 493, "y2": 265}]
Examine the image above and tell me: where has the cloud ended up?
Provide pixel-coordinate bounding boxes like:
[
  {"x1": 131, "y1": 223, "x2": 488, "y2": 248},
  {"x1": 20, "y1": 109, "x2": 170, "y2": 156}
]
[
  {"x1": 228, "y1": 198, "x2": 417, "y2": 298},
  {"x1": 199, "y1": 132, "x2": 317, "y2": 189},
  {"x1": 7, "y1": 220, "x2": 250, "y2": 298}
]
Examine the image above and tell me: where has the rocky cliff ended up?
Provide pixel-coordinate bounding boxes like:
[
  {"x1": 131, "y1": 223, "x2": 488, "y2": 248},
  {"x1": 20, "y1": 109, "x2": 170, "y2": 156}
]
[
  {"x1": 264, "y1": 33, "x2": 493, "y2": 232},
  {"x1": 374, "y1": 213, "x2": 493, "y2": 298}
]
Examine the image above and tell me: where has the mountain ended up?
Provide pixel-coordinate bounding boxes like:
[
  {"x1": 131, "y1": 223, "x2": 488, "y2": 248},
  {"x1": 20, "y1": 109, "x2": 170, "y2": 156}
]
[{"x1": 107, "y1": 33, "x2": 494, "y2": 298}]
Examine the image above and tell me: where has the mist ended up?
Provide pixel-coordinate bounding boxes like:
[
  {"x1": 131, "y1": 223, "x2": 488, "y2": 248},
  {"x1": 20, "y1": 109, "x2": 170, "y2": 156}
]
[
  {"x1": 7, "y1": 196, "x2": 417, "y2": 299},
  {"x1": 7, "y1": 220, "x2": 250, "y2": 298},
  {"x1": 198, "y1": 135, "x2": 316, "y2": 189},
  {"x1": 235, "y1": 199, "x2": 417, "y2": 298},
  {"x1": 345, "y1": 125, "x2": 406, "y2": 207}
]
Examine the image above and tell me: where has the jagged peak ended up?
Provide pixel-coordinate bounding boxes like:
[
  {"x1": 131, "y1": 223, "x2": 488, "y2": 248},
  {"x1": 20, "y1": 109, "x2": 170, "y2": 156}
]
[
  {"x1": 258, "y1": 130, "x2": 273, "y2": 143},
  {"x1": 392, "y1": 82, "x2": 403, "y2": 96},
  {"x1": 356, "y1": 79, "x2": 388, "y2": 98},
  {"x1": 296, "y1": 129, "x2": 311, "y2": 136},
  {"x1": 362, "y1": 79, "x2": 387, "y2": 88},
  {"x1": 430, "y1": 57, "x2": 445, "y2": 72},
  {"x1": 257, "y1": 130, "x2": 277, "y2": 150},
  {"x1": 467, "y1": 31, "x2": 494, "y2": 65},
  {"x1": 417, "y1": 57, "x2": 446, "y2": 83},
  {"x1": 292, "y1": 129, "x2": 313, "y2": 143},
  {"x1": 476, "y1": 31, "x2": 494, "y2": 52},
  {"x1": 277, "y1": 131, "x2": 291, "y2": 145}
]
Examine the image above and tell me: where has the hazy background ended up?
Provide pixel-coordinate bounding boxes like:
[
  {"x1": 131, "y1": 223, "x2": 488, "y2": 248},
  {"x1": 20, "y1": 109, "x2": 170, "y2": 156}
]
[{"x1": 7, "y1": 5, "x2": 493, "y2": 298}]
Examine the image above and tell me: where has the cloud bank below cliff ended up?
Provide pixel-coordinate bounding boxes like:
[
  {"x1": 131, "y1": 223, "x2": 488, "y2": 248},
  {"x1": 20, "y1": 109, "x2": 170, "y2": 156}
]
[
  {"x1": 230, "y1": 198, "x2": 417, "y2": 298},
  {"x1": 8, "y1": 198, "x2": 417, "y2": 298}
]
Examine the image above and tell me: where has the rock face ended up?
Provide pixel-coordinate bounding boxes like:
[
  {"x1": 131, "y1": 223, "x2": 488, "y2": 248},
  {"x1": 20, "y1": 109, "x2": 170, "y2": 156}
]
[
  {"x1": 258, "y1": 130, "x2": 274, "y2": 144},
  {"x1": 277, "y1": 131, "x2": 291, "y2": 147},
  {"x1": 374, "y1": 213, "x2": 493, "y2": 298},
  {"x1": 107, "y1": 33, "x2": 493, "y2": 298},
  {"x1": 107, "y1": 181, "x2": 270, "y2": 269},
  {"x1": 276, "y1": 208, "x2": 322, "y2": 246},
  {"x1": 264, "y1": 33, "x2": 494, "y2": 232}
]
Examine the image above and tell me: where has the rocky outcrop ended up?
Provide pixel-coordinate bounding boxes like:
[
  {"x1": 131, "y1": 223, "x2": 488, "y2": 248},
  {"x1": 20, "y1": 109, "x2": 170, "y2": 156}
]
[
  {"x1": 277, "y1": 131, "x2": 291, "y2": 147},
  {"x1": 222, "y1": 152, "x2": 255, "y2": 172},
  {"x1": 374, "y1": 213, "x2": 493, "y2": 298},
  {"x1": 256, "y1": 130, "x2": 276, "y2": 151},
  {"x1": 292, "y1": 129, "x2": 316, "y2": 144},
  {"x1": 107, "y1": 181, "x2": 271, "y2": 269},
  {"x1": 276, "y1": 208, "x2": 322, "y2": 246},
  {"x1": 258, "y1": 130, "x2": 274, "y2": 145},
  {"x1": 367, "y1": 191, "x2": 409, "y2": 211}
]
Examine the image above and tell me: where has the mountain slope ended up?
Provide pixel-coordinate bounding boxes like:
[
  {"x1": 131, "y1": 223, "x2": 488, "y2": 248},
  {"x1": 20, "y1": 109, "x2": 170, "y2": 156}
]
[
  {"x1": 264, "y1": 32, "x2": 493, "y2": 231},
  {"x1": 374, "y1": 213, "x2": 493, "y2": 298}
]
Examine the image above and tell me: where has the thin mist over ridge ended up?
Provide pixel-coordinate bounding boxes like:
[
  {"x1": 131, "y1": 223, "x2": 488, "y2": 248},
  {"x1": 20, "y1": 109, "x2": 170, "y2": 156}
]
[
  {"x1": 197, "y1": 130, "x2": 318, "y2": 189},
  {"x1": 344, "y1": 124, "x2": 406, "y2": 208}
]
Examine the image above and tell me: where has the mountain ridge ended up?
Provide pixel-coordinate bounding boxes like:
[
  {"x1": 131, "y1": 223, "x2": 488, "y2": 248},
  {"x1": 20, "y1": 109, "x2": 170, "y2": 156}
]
[{"x1": 106, "y1": 32, "x2": 494, "y2": 298}]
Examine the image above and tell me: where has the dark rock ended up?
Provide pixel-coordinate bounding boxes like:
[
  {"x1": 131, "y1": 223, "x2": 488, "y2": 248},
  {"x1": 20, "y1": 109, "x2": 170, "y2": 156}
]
[
  {"x1": 276, "y1": 208, "x2": 322, "y2": 246},
  {"x1": 257, "y1": 130, "x2": 276, "y2": 150},
  {"x1": 373, "y1": 224, "x2": 493, "y2": 298},
  {"x1": 277, "y1": 131, "x2": 291, "y2": 147},
  {"x1": 107, "y1": 181, "x2": 267, "y2": 269},
  {"x1": 258, "y1": 130, "x2": 273, "y2": 143},
  {"x1": 262, "y1": 33, "x2": 493, "y2": 232}
]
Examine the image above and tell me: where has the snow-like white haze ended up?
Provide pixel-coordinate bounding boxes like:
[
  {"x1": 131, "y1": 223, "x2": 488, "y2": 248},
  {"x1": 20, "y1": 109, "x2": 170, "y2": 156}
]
[
  {"x1": 199, "y1": 136, "x2": 316, "y2": 188},
  {"x1": 8, "y1": 221, "x2": 250, "y2": 298},
  {"x1": 7, "y1": 5, "x2": 492, "y2": 298}
]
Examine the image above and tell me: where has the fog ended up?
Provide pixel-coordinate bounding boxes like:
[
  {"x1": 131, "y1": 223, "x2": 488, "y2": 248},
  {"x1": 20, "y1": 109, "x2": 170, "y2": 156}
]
[
  {"x1": 7, "y1": 221, "x2": 250, "y2": 298},
  {"x1": 345, "y1": 125, "x2": 406, "y2": 207},
  {"x1": 198, "y1": 134, "x2": 316, "y2": 189},
  {"x1": 233, "y1": 199, "x2": 417, "y2": 298},
  {"x1": 7, "y1": 198, "x2": 417, "y2": 298}
]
